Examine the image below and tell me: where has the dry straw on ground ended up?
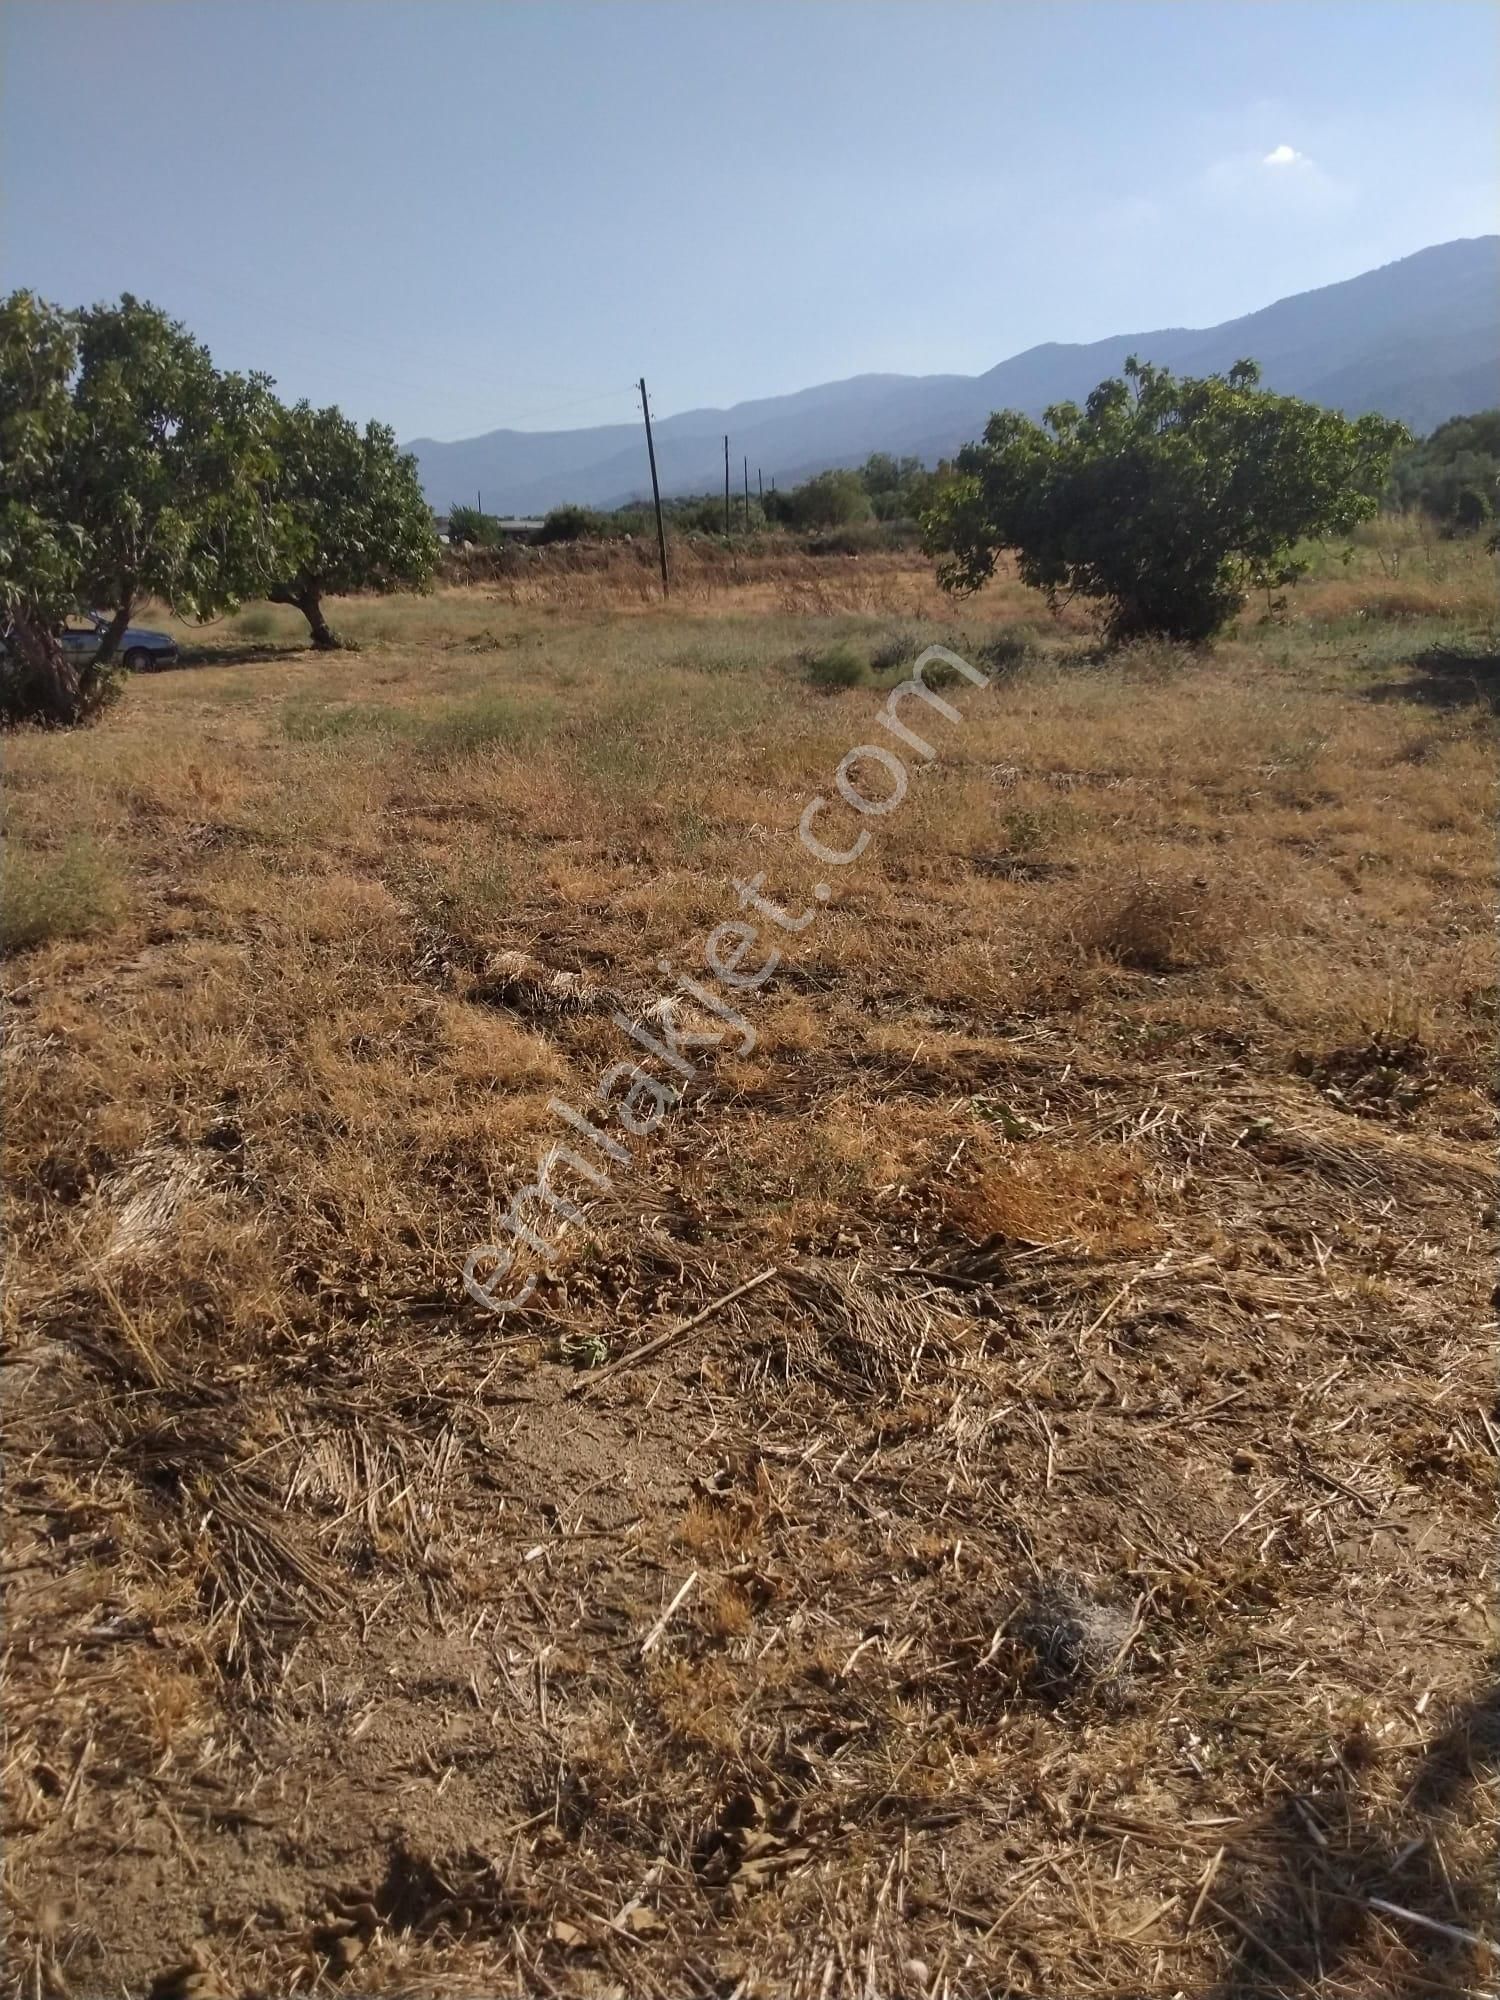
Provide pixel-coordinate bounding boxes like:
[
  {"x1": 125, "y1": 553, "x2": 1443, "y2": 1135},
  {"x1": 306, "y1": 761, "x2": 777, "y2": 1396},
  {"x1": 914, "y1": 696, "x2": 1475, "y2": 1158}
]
[{"x1": 2, "y1": 529, "x2": 1496, "y2": 1998}]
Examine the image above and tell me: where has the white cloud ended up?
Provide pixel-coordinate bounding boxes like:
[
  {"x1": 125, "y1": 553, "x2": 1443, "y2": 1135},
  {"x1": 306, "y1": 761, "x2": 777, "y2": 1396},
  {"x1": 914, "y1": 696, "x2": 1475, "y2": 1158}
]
[{"x1": 1202, "y1": 145, "x2": 1354, "y2": 217}]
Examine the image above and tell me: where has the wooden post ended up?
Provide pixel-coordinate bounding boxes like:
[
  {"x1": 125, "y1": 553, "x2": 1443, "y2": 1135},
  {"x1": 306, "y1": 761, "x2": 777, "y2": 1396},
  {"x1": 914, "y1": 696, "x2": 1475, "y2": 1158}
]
[
  {"x1": 639, "y1": 376, "x2": 669, "y2": 597},
  {"x1": 758, "y1": 468, "x2": 764, "y2": 503},
  {"x1": 724, "y1": 434, "x2": 731, "y2": 538},
  {"x1": 743, "y1": 455, "x2": 750, "y2": 531}
]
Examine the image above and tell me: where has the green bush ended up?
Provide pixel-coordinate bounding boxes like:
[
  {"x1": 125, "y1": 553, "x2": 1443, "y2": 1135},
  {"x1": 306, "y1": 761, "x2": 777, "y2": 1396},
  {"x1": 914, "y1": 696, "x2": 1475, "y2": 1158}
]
[
  {"x1": 680, "y1": 496, "x2": 732, "y2": 537},
  {"x1": 803, "y1": 643, "x2": 868, "y2": 691},
  {"x1": 1388, "y1": 411, "x2": 1500, "y2": 531},
  {"x1": 447, "y1": 504, "x2": 503, "y2": 548},
  {"x1": 785, "y1": 468, "x2": 874, "y2": 531},
  {"x1": 927, "y1": 357, "x2": 1406, "y2": 643},
  {"x1": 1, "y1": 836, "x2": 124, "y2": 951},
  {"x1": 234, "y1": 606, "x2": 277, "y2": 639},
  {"x1": 1451, "y1": 485, "x2": 1493, "y2": 534},
  {"x1": 536, "y1": 504, "x2": 608, "y2": 544}
]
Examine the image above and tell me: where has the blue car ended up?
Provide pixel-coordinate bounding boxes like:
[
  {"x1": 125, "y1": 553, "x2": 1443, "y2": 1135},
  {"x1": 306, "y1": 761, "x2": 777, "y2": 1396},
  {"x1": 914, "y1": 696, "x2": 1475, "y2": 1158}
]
[{"x1": 60, "y1": 612, "x2": 179, "y2": 672}]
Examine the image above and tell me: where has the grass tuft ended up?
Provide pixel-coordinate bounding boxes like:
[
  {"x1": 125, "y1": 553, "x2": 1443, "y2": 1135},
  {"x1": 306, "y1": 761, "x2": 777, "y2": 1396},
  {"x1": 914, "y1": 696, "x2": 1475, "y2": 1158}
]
[
  {"x1": 803, "y1": 641, "x2": 869, "y2": 690},
  {"x1": 281, "y1": 697, "x2": 402, "y2": 742},
  {"x1": 1, "y1": 835, "x2": 125, "y2": 951},
  {"x1": 417, "y1": 689, "x2": 566, "y2": 758}
]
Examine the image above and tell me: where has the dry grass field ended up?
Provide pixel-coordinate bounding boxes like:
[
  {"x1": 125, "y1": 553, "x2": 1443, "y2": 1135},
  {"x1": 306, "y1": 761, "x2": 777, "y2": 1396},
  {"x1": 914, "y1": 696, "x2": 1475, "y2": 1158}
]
[{"x1": 3, "y1": 529, "x2": 1497, "y2": 1998}]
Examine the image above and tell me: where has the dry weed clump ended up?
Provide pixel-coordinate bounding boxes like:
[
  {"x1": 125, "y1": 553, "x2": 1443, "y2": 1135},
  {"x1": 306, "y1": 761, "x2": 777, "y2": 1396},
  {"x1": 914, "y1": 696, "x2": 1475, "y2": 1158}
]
[
  {"x1": 1008, "y1": 1571, "x2": 1140, "y2": 1704},
  {"x1": 2, "y1": 537, "x2": 1495, "y2": 1999},
  {"x1": 942, "y1": 1140, "x2": 1161, "y2": 1254},
  {"x1": 1060, "y1": 864, "x2": 1253, "y2": 973}
]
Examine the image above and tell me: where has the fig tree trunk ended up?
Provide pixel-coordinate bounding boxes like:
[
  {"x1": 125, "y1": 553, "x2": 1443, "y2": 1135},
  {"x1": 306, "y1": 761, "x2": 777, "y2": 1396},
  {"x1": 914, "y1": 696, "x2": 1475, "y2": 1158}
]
[
  {"x1": 272, "y1": 581, "x2": 349, "y2": 651},
  {"x1": 1, "y1": 612, "x2": 89, "y2": 726},
  {"x1": 300, "y1": 588, "x2": 343, "y2": 650},
  {"x1": 93, "y1": 598, "x2": 135, "y2": 667}
]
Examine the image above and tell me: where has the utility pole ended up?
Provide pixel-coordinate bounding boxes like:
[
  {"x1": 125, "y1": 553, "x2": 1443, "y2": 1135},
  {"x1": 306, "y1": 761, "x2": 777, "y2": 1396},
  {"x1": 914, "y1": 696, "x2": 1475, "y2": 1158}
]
[
  {"x1": 639, "y1": 376, "x2": 669, "y2": 597},
  {"x1": 758, "y1": 468, "x2": 764, "y2": 503},
  {"x1": 724, "y1": 434, "x2": 731, "y2": 538},
  {"x1": 743, "y1": 455, "x2": 750, "y2": 531}
]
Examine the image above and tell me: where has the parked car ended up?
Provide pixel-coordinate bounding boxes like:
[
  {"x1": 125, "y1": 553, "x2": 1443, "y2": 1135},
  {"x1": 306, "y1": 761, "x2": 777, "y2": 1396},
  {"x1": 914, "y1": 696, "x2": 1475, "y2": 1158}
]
[{"x1": 60, "y1": 612, "x2": 179, "y2": 672}]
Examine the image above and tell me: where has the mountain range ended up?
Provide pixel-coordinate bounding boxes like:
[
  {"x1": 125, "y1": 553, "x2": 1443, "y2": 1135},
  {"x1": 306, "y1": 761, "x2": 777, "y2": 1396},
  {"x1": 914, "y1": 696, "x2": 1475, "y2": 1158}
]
[{"x1": 405, "y1": 236, "x2": 1500, "y2": 515}]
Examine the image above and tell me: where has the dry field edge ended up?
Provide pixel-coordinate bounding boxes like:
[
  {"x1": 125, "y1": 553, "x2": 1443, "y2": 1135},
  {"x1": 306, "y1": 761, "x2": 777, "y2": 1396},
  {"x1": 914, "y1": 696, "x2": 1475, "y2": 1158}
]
[{"x1": 3, "y1": 535, "x2": 1497, "y2": 1998}]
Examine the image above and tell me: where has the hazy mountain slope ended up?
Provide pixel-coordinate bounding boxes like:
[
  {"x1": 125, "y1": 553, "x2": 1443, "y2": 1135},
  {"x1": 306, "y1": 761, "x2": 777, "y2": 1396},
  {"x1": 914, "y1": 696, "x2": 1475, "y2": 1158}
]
[
  {"x1": 408, "y1": 372, "x2": 973, "y2": 516},
  {"x1": 405, "y1": 236, "x2": 1500, "y2": 511}
]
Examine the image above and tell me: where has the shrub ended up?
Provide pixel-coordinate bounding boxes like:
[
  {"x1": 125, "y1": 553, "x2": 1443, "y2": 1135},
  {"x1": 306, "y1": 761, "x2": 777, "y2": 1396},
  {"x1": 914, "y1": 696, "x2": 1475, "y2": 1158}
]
[
  {"x1": 536, "y1": 504, "x2": 608, "y2": 544},
  {"x1": 1002, "y1": 807, "x2": 1052, "y2": 854},
  {"x1": 1388, "y1": 411, "x2": 1500, "y2": 529},
  {"x1": 234, "y1": 606, "x2": 277, "y2": 639},
  {"x1": 1450, "y1": 486, "x2": 1493, "y2": 536},
  {"x1": 447, "y1": 504, "x2": 500, "y2": 548},
  {"x1": 976, "y1": 626, "x2": 1039, "y2": 675},
  {"x1": 1, "y1": 836, "x2": 124, "y2": 952},
  {"x1": 609, "y1": 506, "x2": 654, "y2": 539},
  {"x1": 802, "y1": 521, "x2": 889, "y2": 556},
  {"x1": 784, "y1": 469, "x2": 875, "y2": 532},
  {"x1": 803, "y1": 643, "x2": 868, "y2": 691},
  {"x1": 927, "y1": 358, "x2": 1407, "y2": 643},
  {"x1": 869, "y1": 633, "x2": 916, "y2": 675},
  {"x1": 405, "y1": 843, "x2": 514, "y2": 938}
]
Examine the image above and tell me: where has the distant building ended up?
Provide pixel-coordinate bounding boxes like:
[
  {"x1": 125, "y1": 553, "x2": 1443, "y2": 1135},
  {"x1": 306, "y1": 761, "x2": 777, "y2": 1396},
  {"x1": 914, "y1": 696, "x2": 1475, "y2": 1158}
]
[{"x1": 432, "y1": 513, "x2": 545, "y2": 546}]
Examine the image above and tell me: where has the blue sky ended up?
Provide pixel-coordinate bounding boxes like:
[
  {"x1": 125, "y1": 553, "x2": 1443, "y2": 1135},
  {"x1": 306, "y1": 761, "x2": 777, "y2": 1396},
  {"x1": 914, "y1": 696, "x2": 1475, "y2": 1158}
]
[{"x1": 3, "y1": 2, "x2": 1495, "y2": 440}]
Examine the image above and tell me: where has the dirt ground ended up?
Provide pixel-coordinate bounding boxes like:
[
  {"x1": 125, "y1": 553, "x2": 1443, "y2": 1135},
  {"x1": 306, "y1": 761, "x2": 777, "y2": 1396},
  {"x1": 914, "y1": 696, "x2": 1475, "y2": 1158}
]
[{"x1": 3, "y1": 536, "x2": 1497, "y2": 1997}]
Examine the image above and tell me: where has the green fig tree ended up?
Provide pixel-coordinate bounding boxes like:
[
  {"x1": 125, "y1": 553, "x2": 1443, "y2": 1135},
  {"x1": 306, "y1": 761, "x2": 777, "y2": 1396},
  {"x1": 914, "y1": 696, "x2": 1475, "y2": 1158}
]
[
  {"x1": 70, "y1": 295, "x2": 281, "y2": 665},
  {"x1": 925, "y1": 358, "x2": 1408, "y2": 642},
  {"x1": 267, "y1": 403, "x2": 438, "y2": 648},
  {"x1": 0, "y1": 292, "x2": 97, "y2": 724}
]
